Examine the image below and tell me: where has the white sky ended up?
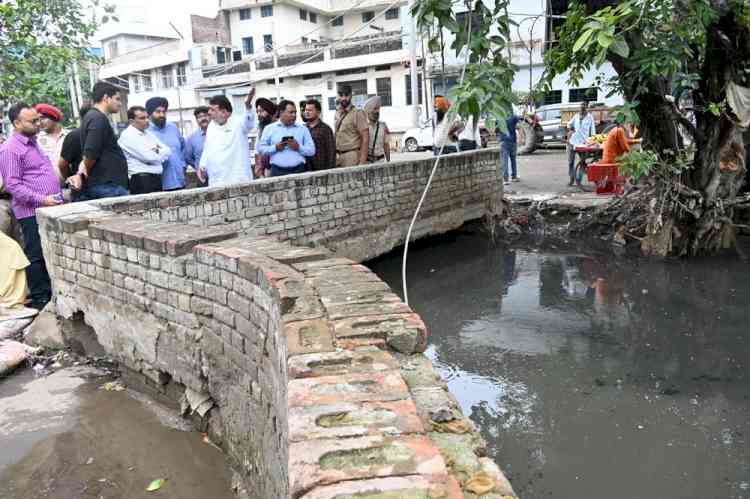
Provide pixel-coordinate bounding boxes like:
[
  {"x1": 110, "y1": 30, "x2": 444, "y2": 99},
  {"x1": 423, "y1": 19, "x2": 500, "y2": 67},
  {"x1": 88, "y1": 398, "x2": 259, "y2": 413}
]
[{"x1": 95, "y1": 0, "x2": 219, "y2": 40}]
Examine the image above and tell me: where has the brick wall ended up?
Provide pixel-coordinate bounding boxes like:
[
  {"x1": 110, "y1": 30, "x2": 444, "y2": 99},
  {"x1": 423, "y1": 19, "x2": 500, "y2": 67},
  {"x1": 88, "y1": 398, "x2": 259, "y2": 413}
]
[
  {"x1": 37, "y1": 151, "x2": 514, "y2": 498},
  {"x1": 92, "y1": 149, "x2": 503, "y2": 262}
]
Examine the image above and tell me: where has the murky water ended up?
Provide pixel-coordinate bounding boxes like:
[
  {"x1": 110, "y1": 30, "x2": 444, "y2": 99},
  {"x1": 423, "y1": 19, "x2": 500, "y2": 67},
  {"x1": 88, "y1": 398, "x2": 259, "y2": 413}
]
[
  {"x1": 0, "y1": 367, "x2": 233, "y2": 499},
  {"x1": 369, "y1": 232, "x2": 750, "y2": 499}
]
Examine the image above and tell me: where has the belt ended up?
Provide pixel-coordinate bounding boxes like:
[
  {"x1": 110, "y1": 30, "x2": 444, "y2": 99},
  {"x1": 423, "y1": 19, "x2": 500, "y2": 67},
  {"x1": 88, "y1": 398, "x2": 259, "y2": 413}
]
[
  {"x1": 337, "y1": 148, "x2": 359, "y2": 154},
  {"x1": 271, "y1": 163, "x2": 306, "y2": 169}
]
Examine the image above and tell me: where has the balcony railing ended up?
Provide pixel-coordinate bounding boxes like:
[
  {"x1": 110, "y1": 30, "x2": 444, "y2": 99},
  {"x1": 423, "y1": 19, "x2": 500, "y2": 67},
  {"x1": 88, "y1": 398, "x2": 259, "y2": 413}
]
[
  {"x1": 255, "y1": 50, "x2": 325, "y2": 70},
  {"x1": 332, "y1": 31, "x2": 403, "y2": 59},
  {"x1": 202, "y1": 61, "x2": 250, "y2": 78}
]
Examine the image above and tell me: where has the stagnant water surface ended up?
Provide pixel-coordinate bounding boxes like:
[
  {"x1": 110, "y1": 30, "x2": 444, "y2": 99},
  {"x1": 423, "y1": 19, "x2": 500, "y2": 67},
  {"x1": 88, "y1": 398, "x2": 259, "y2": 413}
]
[{"x1": 369, "y1": 232, "x2": 750, "y2": 499}]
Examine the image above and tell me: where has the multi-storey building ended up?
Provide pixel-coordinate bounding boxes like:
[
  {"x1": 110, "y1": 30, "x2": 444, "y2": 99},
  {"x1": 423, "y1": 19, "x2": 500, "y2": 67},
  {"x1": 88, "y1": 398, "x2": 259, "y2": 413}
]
[
  {"x1": 197, "y1": 0, "x2": 422, "y2": 133},
  {"x1": 98, "y1": 17, "x2": 233, "y2": 135},
  {"x1": 435, "y1": 0, "x2": 623, "y2": 108}
]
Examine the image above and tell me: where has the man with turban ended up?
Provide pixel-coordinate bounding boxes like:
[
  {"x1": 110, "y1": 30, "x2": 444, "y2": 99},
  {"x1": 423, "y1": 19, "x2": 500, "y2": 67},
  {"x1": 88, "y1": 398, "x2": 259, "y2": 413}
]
[
  {"x1": 363, "y1": 96, "x2": 390, "y2": 163},
  {"x1": 432, "y1": 95, "x2": 460, "y2": 155},
  {"x1": 35, "y1": 103, "x2": 69, "y2": 180},
  {"x1": 254, "y1": 97, "x2": 277, "y2": 178},
  {"x1": 145, "y1": 96, "x2": 187, "y2": 191}
]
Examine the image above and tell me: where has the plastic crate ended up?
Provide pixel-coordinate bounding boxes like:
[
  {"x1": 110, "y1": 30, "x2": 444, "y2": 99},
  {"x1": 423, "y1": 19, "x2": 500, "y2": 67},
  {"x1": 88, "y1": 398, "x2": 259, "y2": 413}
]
[{"x1": 588, "y1": 162, "x2": 625, "y2": 195}]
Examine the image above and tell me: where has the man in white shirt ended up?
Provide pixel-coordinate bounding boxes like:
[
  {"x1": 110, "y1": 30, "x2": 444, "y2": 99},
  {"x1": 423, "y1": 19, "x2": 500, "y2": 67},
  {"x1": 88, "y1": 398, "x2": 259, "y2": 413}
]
[
  {"x1": 198, "y1": 88, "x2": 257, "y2": 187},
  {"x1": 117, "y1": 105, "x2": 172, "y2": 195},
  {"x1": 567, "y1": 101, "x2": 596, "y2": 186}
]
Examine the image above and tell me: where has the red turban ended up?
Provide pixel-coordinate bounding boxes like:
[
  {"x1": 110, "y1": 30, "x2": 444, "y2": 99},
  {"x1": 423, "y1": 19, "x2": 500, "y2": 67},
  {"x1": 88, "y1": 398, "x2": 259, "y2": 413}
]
[{"x1": 35, "y1": 103, "x2": 63, "y2": 122}]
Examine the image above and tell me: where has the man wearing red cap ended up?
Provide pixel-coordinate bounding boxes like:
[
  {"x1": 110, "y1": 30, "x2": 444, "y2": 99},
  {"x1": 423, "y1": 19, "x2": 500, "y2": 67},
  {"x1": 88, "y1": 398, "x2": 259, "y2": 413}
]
[{"x1": 35, "y1": 103, "x2": 68, "y2": 181}]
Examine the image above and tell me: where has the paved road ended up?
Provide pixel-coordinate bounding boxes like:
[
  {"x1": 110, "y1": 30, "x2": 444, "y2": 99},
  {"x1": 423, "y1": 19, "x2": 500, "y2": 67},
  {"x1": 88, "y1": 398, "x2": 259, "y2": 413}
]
[{"x1": 391, "y1": 148, "x2": 584, "y2": 198}]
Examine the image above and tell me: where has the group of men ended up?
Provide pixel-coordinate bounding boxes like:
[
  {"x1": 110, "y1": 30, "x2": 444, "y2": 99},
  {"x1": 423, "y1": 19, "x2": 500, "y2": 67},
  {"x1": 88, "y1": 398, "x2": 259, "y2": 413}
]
[{"x1": 0, "y1": 81, "x2": 394, "y2": 311}]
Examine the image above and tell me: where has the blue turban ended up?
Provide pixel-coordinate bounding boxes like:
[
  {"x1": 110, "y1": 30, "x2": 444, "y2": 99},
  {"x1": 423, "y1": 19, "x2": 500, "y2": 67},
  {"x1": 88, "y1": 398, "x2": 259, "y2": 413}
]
[{"x1": 145, "y1": 97, "x2": 169, "y2": 115}]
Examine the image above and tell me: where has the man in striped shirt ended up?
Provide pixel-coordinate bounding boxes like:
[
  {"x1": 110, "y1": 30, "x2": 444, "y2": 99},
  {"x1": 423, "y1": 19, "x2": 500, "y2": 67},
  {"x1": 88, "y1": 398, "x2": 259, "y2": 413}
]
[{"x1": 0, "y1": 103, "x2": 64, "y2": 310}]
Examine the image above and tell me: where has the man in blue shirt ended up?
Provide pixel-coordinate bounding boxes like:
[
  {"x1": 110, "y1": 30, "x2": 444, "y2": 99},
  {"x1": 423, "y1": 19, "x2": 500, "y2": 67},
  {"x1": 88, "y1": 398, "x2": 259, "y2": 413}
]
[
  {"x1": 184, "y1": 106, "x2": 209, "y2": 186},
  {"x1": 257, "y1": 100, "x2": 315, "y2": 177},
  {"x1": 497, "y1": 115, "x2": 521, "y2": 185},
  {"x1": 145, "y1": 97, "x2": 187, "y2": 191}
]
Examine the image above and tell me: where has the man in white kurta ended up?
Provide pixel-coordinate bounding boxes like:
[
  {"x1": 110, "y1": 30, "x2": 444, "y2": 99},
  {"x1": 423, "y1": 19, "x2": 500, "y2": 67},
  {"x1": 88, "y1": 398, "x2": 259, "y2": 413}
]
[{"x1": 198, "y1": 88, "x2": 258, "y2": 187}]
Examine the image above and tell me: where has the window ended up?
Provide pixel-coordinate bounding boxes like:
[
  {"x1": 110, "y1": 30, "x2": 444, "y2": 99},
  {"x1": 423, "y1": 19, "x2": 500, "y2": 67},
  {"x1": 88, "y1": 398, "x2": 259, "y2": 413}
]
[
  {"x1": 385, "y1": 8, "x2": 399, "y2": 20},
  {"x1": 337, "y1": 80, "x2": 367, "y2": 107},
  {"x1": 302, "y1": 37, "x2": 308, "y2": 45},
  {"x1": 569, "y1": 87, "x2": 598, "y2": 103},
  {"x1": 305, "y1": 94, "x2": 322, "y2": 104},
  {"x1": 540, "y1": 109, "x2": 561, "y2": 121},
  {"x1": 239, "y1": 8, "x2": 251, "y2": 20},
  {"x1": 107, "y1": 40, "x2": 119, "y2": 59},
  {"x1": 233, "y1": 50, "x2": 242, "y2": 61},
  {"x1": 261, "y1": 5, "x2": 273, "y2": 17},
  {"x1": 161, "y1": 66, "x2": 174, "y2": 88},
  {"x1": 217, "y1": 48, "x2": 227, "y2": 64},
  {"x1": 242, "y1": 36, "x2": 254, "y2": 55},
  {"x1": 266, "y1": 78, "x2": 284, "y2": 84},
  {"x1": 176, "y1": 63, "x2": 187, "y2": 86},
  {"x1": 332, "y1": 16, "x2": 343, "y2": 27},
  {"x1": 456, "y1": 10, "x2": 483, "y2": 31},
  {"x1": 303, "y1": 73, "x2": 322, "y2": 80},
  {"x1": 374, "y1": 64, "x2": 391, "y2": 71},
  {"x1": 143, "y1": 73, "x2": 153, "y2": 91},
  {"x1": 263, "y1": 34, "x2": 273, "y2": 51},
  {"x1": 328, "y1": 97, "x2": 336, "y2": 110},
  {"x1": 309, "y1": 12, "x2": 317, "y2": 23},
  {"x1": 335, "y1": 67, "x2": 366, "y2": 76},
  {"x1": 362, "y1": 11, "x2": 374, "y2": 22},
  {"x1": 376, "y1": 77, "x2": 392, "y2": 106},
  {"x1": 542, "y1": 90, "x2": 563, "y2": 105},
  {"x1": 132, "y1": 74, "x2": 141, "y2": 92},
  {"x1": 299, "y1": 9, "x2": 307, "y2": 20},
  {"x1": 405, "y1": 74, "x2": 423, "y2": 105}
]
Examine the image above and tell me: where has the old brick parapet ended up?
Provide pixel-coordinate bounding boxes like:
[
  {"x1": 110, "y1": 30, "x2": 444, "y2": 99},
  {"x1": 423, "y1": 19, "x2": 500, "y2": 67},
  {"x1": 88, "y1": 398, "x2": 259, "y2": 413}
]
[
  {"x1": 81, "y1": 148, "x2": 503, "y2": 262},
  {"x1": 36, "y1": 151, "x2": 514, "y2": 498}
]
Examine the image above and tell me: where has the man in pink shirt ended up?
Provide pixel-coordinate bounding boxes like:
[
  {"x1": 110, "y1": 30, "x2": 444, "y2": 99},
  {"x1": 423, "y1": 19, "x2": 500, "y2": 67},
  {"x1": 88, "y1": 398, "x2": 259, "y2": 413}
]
[{"x1": 0, "y1": 103, "x2": 63, "y2": 309}]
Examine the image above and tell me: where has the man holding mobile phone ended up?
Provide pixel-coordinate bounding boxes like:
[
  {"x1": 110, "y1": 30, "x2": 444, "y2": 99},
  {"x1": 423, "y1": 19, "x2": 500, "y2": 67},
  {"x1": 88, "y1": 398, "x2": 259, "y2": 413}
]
[{"x1": 257, "y1": 100, "x2": 315, "y2": 177}]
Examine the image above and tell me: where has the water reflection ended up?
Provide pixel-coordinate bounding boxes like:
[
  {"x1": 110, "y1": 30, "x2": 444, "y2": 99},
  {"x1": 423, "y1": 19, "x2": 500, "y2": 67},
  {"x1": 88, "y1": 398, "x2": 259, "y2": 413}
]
[{"x1": 369, "y1": 233, "x2": 750, "y2": 499}]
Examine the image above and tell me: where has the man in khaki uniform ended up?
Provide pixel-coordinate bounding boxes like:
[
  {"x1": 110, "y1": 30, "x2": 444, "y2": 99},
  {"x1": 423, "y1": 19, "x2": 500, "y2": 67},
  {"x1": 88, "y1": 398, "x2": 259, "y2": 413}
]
[{"x1": 334, "y1": 85, "x2": 369, "y2": 167}]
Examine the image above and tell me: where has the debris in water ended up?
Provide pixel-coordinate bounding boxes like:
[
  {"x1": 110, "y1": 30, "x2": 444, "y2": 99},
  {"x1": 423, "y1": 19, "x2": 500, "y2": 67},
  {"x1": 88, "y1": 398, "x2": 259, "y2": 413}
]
[
  {"x1": 101, "y1": 380, "x2": 125, "y2": 392},
  {"x1": 594, "y1": 377, "x2": 607, "y2": 387},
  {"x1": 660, "y1": 386, "x2": 680, "y2": 396},
  {"x1": 86, "y1": 457, "x2": 94, "y2": 465},
  {"x1": 637, "y1": 424, "x2": 645, "y2": 430},
  {"x1": 146, "y1": 478, "x2": 166, "y2": 492}
]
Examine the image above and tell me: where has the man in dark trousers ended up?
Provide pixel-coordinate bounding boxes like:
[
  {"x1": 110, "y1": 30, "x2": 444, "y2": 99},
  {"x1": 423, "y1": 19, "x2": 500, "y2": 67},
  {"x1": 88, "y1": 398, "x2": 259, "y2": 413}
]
[{"x1": 68, "y1": 81, "x2": 129, "y2": 200}]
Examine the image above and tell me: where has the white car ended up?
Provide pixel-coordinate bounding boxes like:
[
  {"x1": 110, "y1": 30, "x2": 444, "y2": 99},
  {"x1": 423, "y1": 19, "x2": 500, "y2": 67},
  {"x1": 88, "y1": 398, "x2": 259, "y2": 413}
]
[{"x1": 401, "y1": 120, "x2": 489, "y2": 152}]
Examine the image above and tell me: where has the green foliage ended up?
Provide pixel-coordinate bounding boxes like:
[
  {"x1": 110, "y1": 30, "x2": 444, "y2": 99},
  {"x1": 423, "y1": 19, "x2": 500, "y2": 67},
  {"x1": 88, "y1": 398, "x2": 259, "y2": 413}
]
[
  {"x1": 0, "y1": 0, "x2": 115, "y2": 115},
  {"x1": 411, "y1": 0, "x2": 516, "y2": 126},
  {"x1": 618, "y1": 149, "x2": 692, "y2": 180},
  {"x1": 612, "y1": 101, "x2": 640, "y2": 126}
]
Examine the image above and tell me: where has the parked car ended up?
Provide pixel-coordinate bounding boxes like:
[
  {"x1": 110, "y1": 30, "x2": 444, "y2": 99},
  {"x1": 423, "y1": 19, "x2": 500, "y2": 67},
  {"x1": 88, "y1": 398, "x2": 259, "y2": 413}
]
[
  {"x1": 518, "y1": 102, "x2": 616, "y2": 154},
  {"x1": 402, "y1": 118, "x2": 490, "y2": 152}
]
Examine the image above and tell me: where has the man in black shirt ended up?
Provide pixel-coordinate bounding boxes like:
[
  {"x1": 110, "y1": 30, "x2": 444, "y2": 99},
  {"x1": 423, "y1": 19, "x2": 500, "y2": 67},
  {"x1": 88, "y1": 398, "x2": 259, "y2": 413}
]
[
  {"x1": 58, "y1": 103, "x2": 92, "y2": 201},
  {"x1": 69, "y1": 81, "x2": 129, "y2": 200}
]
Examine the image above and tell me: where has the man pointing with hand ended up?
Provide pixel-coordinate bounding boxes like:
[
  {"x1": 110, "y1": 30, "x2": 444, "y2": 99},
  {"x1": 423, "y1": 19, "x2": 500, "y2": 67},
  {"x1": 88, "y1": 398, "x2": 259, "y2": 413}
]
[{"x1": 198, "y1": 87, "x2": 258, "y2": 187}]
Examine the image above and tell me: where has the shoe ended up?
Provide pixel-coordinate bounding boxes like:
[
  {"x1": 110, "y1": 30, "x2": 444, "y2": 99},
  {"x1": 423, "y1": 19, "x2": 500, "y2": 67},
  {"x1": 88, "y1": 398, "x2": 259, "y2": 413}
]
[
  {"x1": 511, "y1": 177, "x2": 520, "y2": 182},
  {"x1": 568, "y1": 180, "x2": 574, "y2": 186},
  {"x1": 503, "y1": 180, "x2": 511, "y2": 186}
]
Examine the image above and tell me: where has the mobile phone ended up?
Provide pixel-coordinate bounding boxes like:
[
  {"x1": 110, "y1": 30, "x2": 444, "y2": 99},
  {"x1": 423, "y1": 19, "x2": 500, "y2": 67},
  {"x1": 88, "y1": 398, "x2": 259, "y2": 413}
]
[
  {"x1": 53, "y1": 193, "x2": 65, "y2": 203},
  {"x1": 281, "y1": 136, "x2": 294, "y2": 143}
]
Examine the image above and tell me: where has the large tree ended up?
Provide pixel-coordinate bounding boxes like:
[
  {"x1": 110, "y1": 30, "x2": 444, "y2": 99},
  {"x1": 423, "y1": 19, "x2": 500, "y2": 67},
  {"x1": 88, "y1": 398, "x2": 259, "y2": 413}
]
[
  {"x1": 0, "y1": 0, "x2": 115, "y2": 121},
  {"x1": 416, "y1": 0, "x2": 750, "y2": 256}
]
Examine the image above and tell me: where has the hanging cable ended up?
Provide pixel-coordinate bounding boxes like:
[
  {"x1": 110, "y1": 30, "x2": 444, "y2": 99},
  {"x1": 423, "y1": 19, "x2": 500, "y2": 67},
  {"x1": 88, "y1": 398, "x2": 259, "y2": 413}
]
[{"x1": 401, "y1": 8, "x2": 474, "y2": 306}]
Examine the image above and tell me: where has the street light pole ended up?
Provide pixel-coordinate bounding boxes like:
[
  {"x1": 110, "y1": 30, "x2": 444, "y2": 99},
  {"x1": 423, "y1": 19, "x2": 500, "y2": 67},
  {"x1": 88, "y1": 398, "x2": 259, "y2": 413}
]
[{"x1": 408, "y1": 0, "x2": 419, "y2": 127}]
